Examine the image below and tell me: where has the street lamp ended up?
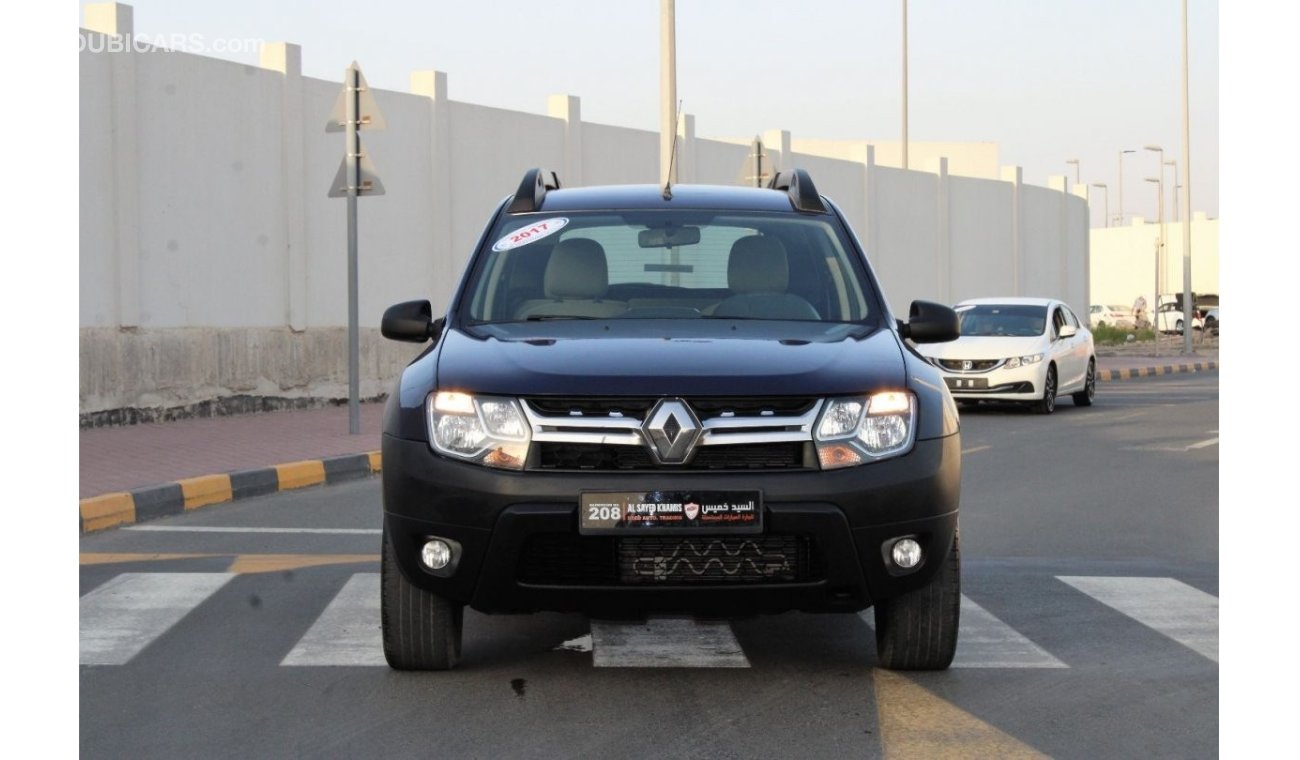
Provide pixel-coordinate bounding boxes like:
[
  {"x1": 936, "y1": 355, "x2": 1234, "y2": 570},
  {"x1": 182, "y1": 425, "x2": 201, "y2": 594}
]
[
  {"x1": 1145, "y1": 175, "x2": 1164, "y2": 356},
  {"x1": 1091, "y1": 183, "x2": 1109, "y2": 228},
  {"x1": 1117, "y1": 149, "x2": 1135, "y2": 225},
  {"x1": 1144, "y1": 145, "x2": 1164, "y2": 220},
  {"x1": 1066, "y1": 158, "x2": 1080, "y2": 186},
  {"x1": 1164, "y1": 159, "x2": 1180, "y2": 222}
]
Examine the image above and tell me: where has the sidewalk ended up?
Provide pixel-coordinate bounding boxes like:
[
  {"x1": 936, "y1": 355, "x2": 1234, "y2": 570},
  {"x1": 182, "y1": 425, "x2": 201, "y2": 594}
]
[{"x1": 79, "y1": 348, "x2": 1217, "y2": 533}]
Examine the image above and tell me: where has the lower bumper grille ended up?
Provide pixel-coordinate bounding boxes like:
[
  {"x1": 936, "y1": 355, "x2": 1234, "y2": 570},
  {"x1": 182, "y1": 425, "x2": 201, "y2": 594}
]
[
  {"x1": 534, "y1": 442, "x2": 810, "y2": 471},
  {"x1": 518, "y1": 534, "x2": 821, "y2": 586}
]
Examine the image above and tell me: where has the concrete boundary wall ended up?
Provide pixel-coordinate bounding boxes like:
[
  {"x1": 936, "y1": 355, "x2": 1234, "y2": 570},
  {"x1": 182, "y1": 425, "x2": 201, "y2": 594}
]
[{"x1": 78, "y1": 4, "x2": 1088, "y2": 422}]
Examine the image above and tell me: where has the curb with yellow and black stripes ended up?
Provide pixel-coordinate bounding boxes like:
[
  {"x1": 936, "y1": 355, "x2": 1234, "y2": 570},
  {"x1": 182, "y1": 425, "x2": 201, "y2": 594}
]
[
  {"x1": 1097, "y1": 360, "x2": 1218, "y2": 382},
  {"x1": 79, "y1": 451, "x2": 382, "y2": 534}
]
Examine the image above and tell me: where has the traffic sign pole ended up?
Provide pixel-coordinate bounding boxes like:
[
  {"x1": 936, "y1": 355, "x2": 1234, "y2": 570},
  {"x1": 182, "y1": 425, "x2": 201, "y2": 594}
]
[{"x1": 346, "y1": 64, "x2": 360, "y2": 435}]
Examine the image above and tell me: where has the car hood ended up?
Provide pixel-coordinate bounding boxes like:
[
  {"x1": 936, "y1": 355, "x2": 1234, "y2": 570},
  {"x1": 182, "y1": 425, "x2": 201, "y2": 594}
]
[
  {"x1": 918, "y1": 335, "x2": 1047, "y2": 361},
  {"x1": 435, "y1": 321, "x2": 906, "y2": 396}
]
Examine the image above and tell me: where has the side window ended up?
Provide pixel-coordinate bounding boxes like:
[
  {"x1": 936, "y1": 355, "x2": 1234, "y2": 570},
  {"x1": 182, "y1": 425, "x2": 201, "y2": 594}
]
[{"x1": 1051, "y1": 307, "x2": 1066, "y2": 338}]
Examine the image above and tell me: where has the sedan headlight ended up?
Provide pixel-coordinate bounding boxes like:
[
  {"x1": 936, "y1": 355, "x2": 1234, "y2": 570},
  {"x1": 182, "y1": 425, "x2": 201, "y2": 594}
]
[
  {"x1": 814, "y1": 391, "x2": 917, "y2": 470},
  {"x1": 427, "y1": 392, "x2": 531, "y2": 470},
  {"x1": 1004, "y1": 353, "x2": 1043, "y2": 369}
]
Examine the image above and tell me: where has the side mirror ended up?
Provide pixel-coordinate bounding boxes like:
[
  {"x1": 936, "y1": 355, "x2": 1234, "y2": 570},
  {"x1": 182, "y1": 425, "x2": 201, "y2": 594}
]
[
  {"x1": 381, "y1": 300, "x2": 443, "y2": 343},
  {"x1": 901, "y1": 300, "x2": 959, "y2": 343},
  {"x1": 1059, "y1": 324, "x2": 1078, "y2": 339}
]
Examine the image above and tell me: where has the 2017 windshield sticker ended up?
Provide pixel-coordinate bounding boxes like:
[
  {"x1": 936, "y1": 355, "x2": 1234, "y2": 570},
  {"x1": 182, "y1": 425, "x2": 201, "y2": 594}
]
[{"x1": 492, "y1": 218, "x2": 569, "y2": 252}]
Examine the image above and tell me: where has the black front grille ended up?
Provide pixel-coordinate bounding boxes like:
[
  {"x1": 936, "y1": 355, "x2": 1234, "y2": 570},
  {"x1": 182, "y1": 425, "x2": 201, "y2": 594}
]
[
  {"x1": 534, "y1": 442, "x2": 810, "y2": 471},
  {"x1": 517, "y1": 533, "x2": 821, "y2": 586},
  {"x1": 937, "y1": 359, "x2": 1000, "y2": 372},
  {"x1": 526, "y1": 398, "x2": 657, "y2": 417}
]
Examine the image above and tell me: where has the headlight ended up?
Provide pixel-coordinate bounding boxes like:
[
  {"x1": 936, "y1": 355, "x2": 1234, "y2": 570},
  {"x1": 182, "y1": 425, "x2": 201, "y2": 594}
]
[
  {"x1": 814, "y1": 391, "x2": 917, "y2": 469},
  {"x1": 427, "y1": 392, "x2": 531, "y2": 470},
  {"x1": 1004, "y1": 353, "x2": 1043, "y2": 369}
]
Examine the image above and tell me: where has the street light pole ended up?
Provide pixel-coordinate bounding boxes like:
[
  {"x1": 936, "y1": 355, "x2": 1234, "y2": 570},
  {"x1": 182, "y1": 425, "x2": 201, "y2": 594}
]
[
  {"x1": 1066, "y1": 158, "x2": 1080, "y2": 186},
  {"x1": 1165, "y1": 160, "x2": 1180, "y2": 222},
  {"x1": 1179, "y1": 0, "x2": 1194, "y2": 355},
  {"x1": 1145, "y1": 175, "x2": 1164, "y2": 357},
  {"x1": 1091, "y1": 183, "x2": 1108, "y2": 228},
  {"x1": 901, "y1": 0, "x2": 908, "y2": 170},
  {"x1": 1117, "y1": 149, "x2": 1135, "y2": 225}
]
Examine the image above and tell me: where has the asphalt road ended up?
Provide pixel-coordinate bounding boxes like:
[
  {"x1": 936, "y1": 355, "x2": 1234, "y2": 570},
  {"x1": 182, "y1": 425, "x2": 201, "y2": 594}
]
[{"x1": 79, "y1": 373, "x2": 1219, "y2": 759}]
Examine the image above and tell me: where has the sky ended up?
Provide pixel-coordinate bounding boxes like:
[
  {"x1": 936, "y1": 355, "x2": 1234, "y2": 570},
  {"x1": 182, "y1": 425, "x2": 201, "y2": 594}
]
[{"x1": 85, "y1": 0, "x2": 1220, "y2": 221}]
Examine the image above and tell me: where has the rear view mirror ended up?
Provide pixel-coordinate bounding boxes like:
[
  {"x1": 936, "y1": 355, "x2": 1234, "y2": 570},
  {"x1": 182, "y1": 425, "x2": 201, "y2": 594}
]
[
  {"x1": 382, "y1": 299, "x2": 444, "y2": 343},
  {"x1": 638, "y1": 225, "x2": 701, "y2": 248},
  {"x1": 901, "y1": 300, "x2": 959, "y2": 343},
  {"x1": 1059, "y1": 324, "x2": 1078, "y2": 339}
]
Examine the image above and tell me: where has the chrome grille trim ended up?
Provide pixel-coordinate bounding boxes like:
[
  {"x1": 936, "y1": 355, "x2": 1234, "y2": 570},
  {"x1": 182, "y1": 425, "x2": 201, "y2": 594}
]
[{"x1": 521, "y1": 399, "x2": 824, "y2": 448}]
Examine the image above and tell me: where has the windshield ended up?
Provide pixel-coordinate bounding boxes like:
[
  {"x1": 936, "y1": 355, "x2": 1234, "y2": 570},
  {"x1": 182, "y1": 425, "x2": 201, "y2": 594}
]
[
  {"x1": 464, "y1": 211, "x2": 876, "y2": 324},
  {"x1": 956, "y1": 304, "x2": 1047, "y2": 337}
]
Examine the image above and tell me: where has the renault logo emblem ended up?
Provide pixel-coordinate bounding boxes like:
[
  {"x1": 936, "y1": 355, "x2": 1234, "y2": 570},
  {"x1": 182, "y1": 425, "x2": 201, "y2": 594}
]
[{"x1": 643, "y1": 399, "x2": 702, "y2": 464}]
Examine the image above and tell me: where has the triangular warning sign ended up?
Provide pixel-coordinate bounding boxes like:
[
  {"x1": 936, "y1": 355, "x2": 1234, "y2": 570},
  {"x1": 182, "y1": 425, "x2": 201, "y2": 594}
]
[
  {"x1": 328, "y1": 145, "x2": 386, "y2": 197},
  {"x1": 326, "y1": 64, "x2": 387, "y2": 133}
]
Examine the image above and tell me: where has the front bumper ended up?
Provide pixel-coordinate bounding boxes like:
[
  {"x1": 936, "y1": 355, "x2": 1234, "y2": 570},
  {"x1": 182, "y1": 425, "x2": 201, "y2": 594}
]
[
  {"x1": 381, "y1": 432, "x2": 961, "y2": 616},
  {"x1": 939, "y1": 362, "x2": 1046, "y2": 402}
]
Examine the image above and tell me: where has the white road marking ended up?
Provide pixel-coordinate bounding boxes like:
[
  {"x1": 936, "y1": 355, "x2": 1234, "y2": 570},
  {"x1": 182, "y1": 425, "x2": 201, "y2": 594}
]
[
  {"x1": 80, "y1": 573, "x2": 234, "y2": 665},
  {"x1": 125, "y1": 526, "x2": 381, "y2": 535},
  {"x1": 281, "y1": 574, "x2": 384, "y2": 666},
  {"x1": 859, "y1": 595, "x2": 1067, "y2": 668},
  {"x1": 1057, "y1": 576, "x2": 1218, "y2": 662},
  {"x1": 961, "y1": 445, "x2": 991, "y2": 455},
  {"x1": 590, "y1": 618, "x2": 749, "y2": 668},
  {"x1": 951, "y1": 597, "x2": 1068, "y2": 668},
  {"x1": 1186, "y1": 437, "x2": 1219, "y2": 450}
]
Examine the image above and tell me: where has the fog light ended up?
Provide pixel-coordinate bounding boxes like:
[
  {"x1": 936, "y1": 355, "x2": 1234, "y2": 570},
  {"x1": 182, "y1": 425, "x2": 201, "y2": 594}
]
[
  {"x1": 421, "y1": 539, "x2": 452, "y2": 570},
  {"x1": 891, "y1": 538, "x2": 922, "y2": 569}
]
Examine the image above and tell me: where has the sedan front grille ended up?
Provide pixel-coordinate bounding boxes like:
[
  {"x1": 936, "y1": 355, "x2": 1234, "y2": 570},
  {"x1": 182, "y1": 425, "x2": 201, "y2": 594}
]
[{"x1": 937, "y1": 358, "x2": 1001, "y2": 372}]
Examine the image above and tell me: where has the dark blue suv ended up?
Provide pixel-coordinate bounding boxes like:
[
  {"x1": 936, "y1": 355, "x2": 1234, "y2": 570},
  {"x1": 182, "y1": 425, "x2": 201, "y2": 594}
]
[{"x1": 379, "y1": 169, "x2": 962, "y2": 670}]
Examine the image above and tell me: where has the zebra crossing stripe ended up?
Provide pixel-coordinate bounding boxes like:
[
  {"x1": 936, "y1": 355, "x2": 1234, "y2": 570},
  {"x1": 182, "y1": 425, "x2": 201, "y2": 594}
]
[
  {"x1": 1057, "y1": 576, "x2": 1218, "y2": 662},
  {"x1": 951, "y1": 597, "x2": 1067, "y2": 668},
  {"x1": 859, "y1": 595, "x2": 1067, "y2": 669},
  {"x1": 590, "y1": 618, "x2": 750, "y2": 668},
  {"x1": 80, "y1": 573, "x2": 234, "y2": 666},
  {"x1": 282, "y1": 574, "x2": 384, "y2": 666}
]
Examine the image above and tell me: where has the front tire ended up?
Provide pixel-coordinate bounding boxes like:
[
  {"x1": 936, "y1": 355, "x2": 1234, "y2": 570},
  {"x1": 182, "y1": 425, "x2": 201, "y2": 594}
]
[
  {"x1": 1033, "y1": 364, "x2": 1057, "y2": 415},
  {"x1": 381, "y1": 524, "x2": 464, "y2": 670},
  {"x1": 875, "y1": 533, "x2": 961, "y2": 670},
  {"x1": 1072, "y1": 359, "x2": 1096, "y2": 407}
]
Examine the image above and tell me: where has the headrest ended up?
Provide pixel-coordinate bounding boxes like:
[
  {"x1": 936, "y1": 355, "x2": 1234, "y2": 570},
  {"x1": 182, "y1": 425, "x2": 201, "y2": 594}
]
[
  {"x1": 544, "y1": 238, "x2": 609, "y2": 299},
  {"x1": 728, "y1": 236, "x2": 789, "y2": 294}
]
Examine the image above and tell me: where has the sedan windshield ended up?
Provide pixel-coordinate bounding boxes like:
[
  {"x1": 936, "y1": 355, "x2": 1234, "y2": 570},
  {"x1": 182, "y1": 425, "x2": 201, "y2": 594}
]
[
  {"x1": 465, "y1": 211, "x2": 876, "y2": 324},
  {"x1": 956, "y1": 304, "x2": 1047, "y2": 337}
]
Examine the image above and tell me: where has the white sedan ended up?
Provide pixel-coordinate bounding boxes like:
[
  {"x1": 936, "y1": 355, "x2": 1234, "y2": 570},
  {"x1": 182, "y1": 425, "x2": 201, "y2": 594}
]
[{"x1": 919, "y1": 297, "x2": 1097, "y2": 414}]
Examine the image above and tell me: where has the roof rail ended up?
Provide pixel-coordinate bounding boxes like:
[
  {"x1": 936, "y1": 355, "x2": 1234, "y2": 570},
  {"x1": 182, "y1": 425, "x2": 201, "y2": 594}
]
[
  {"x1": 507, "y1": 168, "x2": 562, "y2": 213},
  {"x1": 767, "y1": 168, "x2": 827, "y2": 213}
]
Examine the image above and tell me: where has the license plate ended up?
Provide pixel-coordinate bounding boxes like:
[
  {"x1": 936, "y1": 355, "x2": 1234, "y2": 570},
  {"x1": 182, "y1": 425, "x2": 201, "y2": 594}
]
[
  {"x1": 945, "y1": 377, "x2": 988, "y2": 390},
  {"x1": 579, "y1": 490, "x2": 763, "y2": 535}
]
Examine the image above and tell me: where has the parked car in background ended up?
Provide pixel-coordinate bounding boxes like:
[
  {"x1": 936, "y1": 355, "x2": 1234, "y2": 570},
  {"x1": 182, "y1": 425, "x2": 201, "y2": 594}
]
[
  {"x1": 1204, "y1": 307, "x2": 1219, "y2": 334},
  {"x1": 918, "y1": 297, "x2": 1096, "y2": 415},
  {"x1": 1156, "y1": 298, "x2": 1204, "y2": 334},
  {"x1": 1089, "y1": 304, "x2": 1135, "y2": 329}
]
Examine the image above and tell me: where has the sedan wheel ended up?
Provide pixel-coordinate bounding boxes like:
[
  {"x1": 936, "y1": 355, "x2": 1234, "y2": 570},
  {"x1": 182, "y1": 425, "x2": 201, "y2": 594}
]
[
  {"x1": 1033, "y1": 365, "x2": 1057, "y2": 415},
  {"x1": 1072, "y1": 359, "x2": 1096, "y2": 407}
]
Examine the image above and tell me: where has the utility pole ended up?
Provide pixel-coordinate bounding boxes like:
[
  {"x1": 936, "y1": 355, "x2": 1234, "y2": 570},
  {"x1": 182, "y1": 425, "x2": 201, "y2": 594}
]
[
  {"x1": 659, "y1": 0, "x2": 678, "y2": 192},
  {"x1": 1179, "y1": 0, "x2": 1194, "y2": 355},
  {"x1": 901, "y1": 0, "x2": 909, "y2": 170}
]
